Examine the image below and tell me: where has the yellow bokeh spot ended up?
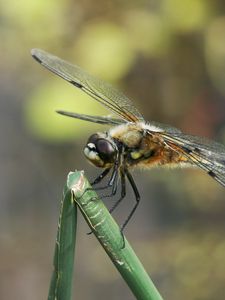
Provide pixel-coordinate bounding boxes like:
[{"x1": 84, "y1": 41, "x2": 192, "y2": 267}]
[
  {"x1": 24, "y1": 79, "x2": 108, "y2": 142},
  {"x1": 125, "y1": 10, "x2": 171, "y2": 57},
  {"x1": 162, "y1": 0, "x2": 210, "y2": 32},
  {"x1": 205, "y1": 17, "x2": 225, "y2": 95},
  {"x1": 74, "y1": 21, "x2": 135, "y2": 81}
]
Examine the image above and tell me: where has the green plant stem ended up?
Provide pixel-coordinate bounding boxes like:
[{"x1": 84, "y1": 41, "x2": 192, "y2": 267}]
[
  {"x1": 70, "y1": 170, "x2": 164, "y2": 300},
  {"x1": 48, "y1": 178, "x2": 77, "y2": 300}
]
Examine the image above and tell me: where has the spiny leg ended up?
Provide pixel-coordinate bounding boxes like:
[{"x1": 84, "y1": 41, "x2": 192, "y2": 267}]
[
  {"x1": 80, "y1": 164, "x2": 117, "y2": 201},
  {"x1": 91, "y1": 168, "x2": 111, "y2": 185},
  {"x1": 91, "y1": 162, "x2": 119, "y2": 195},
  {"x1": 99, "y1": 153, "x2": 121, "y2": 197},
  {"x1": 89, "y1": 155, "x2": 121, "y2": 198},
  {"x1": 100, "y1": 167, "x2": 119, "y2": 199},
  {"x1": 120, "y1": 170, "x2": 140, "y2": 232},
  {"x1": 109, "y1": 170, "x2": 126, "y2": 214},
  {"x1": 109, "y1": 170, "x2": 126, "y2": 249}
]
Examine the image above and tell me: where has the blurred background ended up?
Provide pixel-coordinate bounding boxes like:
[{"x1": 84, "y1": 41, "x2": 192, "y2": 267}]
[{"x1": 1, "y1": 0, "x2": 225, "y2": 299}]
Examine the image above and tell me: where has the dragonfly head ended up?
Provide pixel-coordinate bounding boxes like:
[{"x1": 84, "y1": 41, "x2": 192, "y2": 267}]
[{"x1": 84, "y1": 133, "x2": 117, "y2": 168}]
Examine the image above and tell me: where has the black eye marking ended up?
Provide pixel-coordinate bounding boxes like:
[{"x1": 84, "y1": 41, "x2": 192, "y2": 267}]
[{"x1": 87, "y1": 143, "x2": 95, "y2": 150}]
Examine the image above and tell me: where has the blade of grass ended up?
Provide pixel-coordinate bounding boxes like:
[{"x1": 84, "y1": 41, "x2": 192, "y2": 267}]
[
  {"x1": 48, "y1": 175, "x2": 77, "y2": 300},
  {"x1": 70, "y1": 170, "x2": 164, "y2": 300}
]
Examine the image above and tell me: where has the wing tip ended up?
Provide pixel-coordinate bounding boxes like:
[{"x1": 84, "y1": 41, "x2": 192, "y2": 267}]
[
  {"x1": 56, "y1": 110, "x2": 65, "y2": 115},
  {"x1": 31, "y1": 48, "x2": 43, "y2": 64},
  {"x1": 56, "y1": 110, "x2": 74, "y2": 118}
]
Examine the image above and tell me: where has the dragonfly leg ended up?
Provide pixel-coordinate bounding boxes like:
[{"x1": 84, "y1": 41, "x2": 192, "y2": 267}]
[
  {"x1": 109, "y1": 170, "x2": 126, "y2": 214},
  {"x1": 120, "y1": 170, "x2": 140, "y2": 233},
  {"x1": 91, "y1": 168, "x2": 111, "y2": 185}
]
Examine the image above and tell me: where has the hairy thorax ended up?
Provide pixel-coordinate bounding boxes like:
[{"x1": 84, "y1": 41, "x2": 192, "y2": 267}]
[{"x1": 109, "y1": 122, "x2": 190, "y2": 169}]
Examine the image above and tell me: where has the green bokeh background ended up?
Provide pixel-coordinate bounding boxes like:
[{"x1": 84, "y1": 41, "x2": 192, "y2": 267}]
[{"x1": 1, "y1": 1, "x2": 225, "y2": 299}]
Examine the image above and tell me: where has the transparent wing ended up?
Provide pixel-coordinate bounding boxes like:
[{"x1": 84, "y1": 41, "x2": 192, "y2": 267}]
[
  {"x1": 56, "y1": 110, "x2": 125, "y2": 125},
  {"x1": 148, "y1": 121, "x2": 182, "y2": 133},
  {"x1": 162, "y1": 132, "x2": 225, "y2": 187},
  {"x1": 31, "y1": 49, "x2": 144, "y2": 123}
]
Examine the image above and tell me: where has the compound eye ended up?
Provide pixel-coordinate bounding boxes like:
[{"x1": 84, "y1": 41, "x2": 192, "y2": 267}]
[
  {"x1": 96, "y1": 139, "x2": 115, "y2": 162},
  {"x1": 87, "y1": 134, "x2": 100, "y2": 145}
]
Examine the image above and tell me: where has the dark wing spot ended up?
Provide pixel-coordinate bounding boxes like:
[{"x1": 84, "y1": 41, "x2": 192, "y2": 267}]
[
  {"x1": 70, "y1": 80, "x2": 83, "y2": 88},
  {"x1": 32, "y1": 54, "x2": 42, "y2": 64},
  {"x1": 181, "y1": 146, "x2": 202, "y2": 155},
  {"x1": 180, "y1": 146, "x2": 192, "y2": 154},
  {"x1": 208, "y1": 170, "x2": 216, "y2": 178},
  {"x1": 194, "y1": 147, "x2": 201, "y2": 153}
]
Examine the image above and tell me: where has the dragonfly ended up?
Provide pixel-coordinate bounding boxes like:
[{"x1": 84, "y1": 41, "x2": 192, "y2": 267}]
[{"x1": 31, "y1": 49, "x2": 225, "y2": 231}]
